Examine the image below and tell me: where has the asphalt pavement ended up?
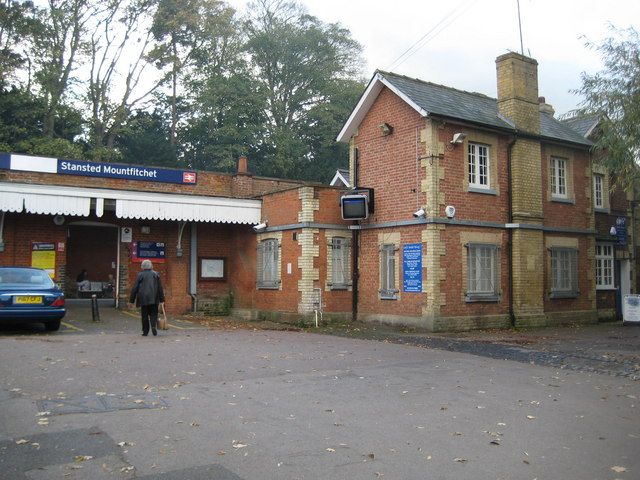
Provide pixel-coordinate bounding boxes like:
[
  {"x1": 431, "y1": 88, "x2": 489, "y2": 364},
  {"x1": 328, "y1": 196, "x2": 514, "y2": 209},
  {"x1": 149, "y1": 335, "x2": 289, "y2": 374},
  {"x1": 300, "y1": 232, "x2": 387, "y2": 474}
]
[{"x1": 0, "y1": 303, "x2": 638, "y2": 479}]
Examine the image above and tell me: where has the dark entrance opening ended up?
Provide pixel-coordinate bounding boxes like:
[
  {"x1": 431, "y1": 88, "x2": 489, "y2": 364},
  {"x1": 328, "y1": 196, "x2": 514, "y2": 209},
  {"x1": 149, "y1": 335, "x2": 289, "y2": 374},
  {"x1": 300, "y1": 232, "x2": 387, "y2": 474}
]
[{"x1": 66, "y1": 224, "x2": 118, "y2": 300}]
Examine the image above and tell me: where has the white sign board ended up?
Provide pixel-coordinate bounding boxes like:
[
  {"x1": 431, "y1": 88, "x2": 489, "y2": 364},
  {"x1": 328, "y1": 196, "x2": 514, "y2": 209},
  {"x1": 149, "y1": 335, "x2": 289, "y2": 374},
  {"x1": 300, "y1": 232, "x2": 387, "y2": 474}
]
[
  {"x1": 121, "y1": 227, "x2": 133, "y2": 243},
  {"x1": 622, "y1": 295, "x2": 640, "y2": 325}
]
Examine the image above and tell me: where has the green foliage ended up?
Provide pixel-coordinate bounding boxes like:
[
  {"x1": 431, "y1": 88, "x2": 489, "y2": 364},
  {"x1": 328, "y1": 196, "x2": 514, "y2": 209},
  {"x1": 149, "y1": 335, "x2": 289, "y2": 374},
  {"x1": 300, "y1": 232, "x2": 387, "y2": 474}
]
[
  {"x1": 575, "y1": 26, "x2": 640, "y2": 191},
  {"x1": 115, "y1": 110, "x2": 177, "y2": 167},
  {"x1": 18, "y1": 137, "x2": 84, "y2": 158},
  {"x1": 0, "y1": 0, "x2": 365, "y2": 182}
]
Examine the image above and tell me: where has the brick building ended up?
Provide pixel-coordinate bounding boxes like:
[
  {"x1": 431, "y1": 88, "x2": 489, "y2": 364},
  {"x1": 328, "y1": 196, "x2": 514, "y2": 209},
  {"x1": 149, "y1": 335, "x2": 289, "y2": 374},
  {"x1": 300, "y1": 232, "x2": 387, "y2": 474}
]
[
  {"x1": 337, "y1": 52, "x2": 612, "y2": 330},
  {"x1": 1, "y1": 52, "x2": 634, "y2": 331},
  {"x1": 562, "y1": 114, "x2": 637, "y2": 320},
  {"x1": 0, "y1": 154, "x2": 353, "y2": 320}
]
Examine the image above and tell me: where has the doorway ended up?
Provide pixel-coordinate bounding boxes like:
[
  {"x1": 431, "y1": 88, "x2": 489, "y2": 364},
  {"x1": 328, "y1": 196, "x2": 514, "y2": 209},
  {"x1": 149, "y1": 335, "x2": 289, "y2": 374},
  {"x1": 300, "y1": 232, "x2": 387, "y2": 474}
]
[{"x1": 66, "y1": 223, "x2": 118, "y2": 303}]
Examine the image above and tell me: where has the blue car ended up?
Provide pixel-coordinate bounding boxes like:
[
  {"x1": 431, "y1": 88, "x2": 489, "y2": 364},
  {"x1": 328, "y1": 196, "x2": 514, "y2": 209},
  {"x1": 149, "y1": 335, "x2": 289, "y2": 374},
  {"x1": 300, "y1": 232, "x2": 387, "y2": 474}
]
[{"x1": 0, "y1": 267, "x2": 66, "y2": 331}]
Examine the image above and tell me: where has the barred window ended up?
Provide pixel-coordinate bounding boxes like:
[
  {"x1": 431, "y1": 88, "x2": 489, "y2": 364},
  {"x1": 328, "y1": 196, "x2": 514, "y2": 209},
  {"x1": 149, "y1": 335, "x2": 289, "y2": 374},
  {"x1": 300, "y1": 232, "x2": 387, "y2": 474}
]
[
  {"x1": 257, "y1": 239, "x2": 279, "y2": 289},
  {"x1": 468, "y1": 143, "x2": 490, "y2": 189},
  {"x1": 466, "y1": 243, "x2": 500, "y2": 302},
  {"x1": 550, "y1": 247, "x2": 578, "y2": 298},
  {"x1": 380, "y1": 244, "x2": 397, "y2": 299},
  {"x1": 330, "y1": 237, "x2": 349, "y2": 289},
  {"x1": 595, "y1": 243, "x2": 614, "y2": 289}
]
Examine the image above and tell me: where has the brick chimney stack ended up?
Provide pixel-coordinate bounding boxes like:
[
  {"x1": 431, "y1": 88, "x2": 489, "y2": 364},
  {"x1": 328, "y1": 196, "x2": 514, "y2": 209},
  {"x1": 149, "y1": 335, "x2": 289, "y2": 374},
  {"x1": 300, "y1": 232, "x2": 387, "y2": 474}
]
[
  {"x1": 237, "y1": 155, "x2": 248, "y2": 175},
  {"x1": 496, "y1": 52, "x2": 540, "y2": 134}
]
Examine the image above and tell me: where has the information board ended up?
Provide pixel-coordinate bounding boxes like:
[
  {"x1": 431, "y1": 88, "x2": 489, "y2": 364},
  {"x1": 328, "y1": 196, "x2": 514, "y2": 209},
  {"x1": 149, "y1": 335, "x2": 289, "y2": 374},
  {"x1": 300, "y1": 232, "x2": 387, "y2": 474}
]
[
  {"x1": 616, "y1": 217, "x2": 627, "y2": 246},
  {"x1": 402, "y1": 243, "x2": 422, "y2": 293},
  {"x1": 31, "y1": 242, "x2": 56, "y2": 278},
  {"x1": 622, "y1": 295, "x2": 640, "y2": 325},
  {"x1": 132, "y1": 241, "x2": 166, "y2": 263}
]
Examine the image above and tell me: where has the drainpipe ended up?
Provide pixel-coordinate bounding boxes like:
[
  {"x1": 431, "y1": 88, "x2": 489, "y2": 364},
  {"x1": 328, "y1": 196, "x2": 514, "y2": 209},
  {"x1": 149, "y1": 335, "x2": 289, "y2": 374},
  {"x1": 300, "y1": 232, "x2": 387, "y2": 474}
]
[
  {"x1": 189, "y1": 223, "x2": 198, "y2": 312},
  {"x1": 0, "y1": 211, "x2": 5, "y2": 252},
  {"x1": 352, "y1": 147, "x2": 359, "y2": 322},
  {"x1": 507, "y1": 136, "x2": 516, "y2": 327}
]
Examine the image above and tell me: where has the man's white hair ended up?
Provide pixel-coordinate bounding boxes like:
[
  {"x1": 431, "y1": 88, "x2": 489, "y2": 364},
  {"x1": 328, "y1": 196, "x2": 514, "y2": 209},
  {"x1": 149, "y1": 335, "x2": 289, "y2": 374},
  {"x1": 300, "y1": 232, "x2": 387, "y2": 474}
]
[{"x1": 141, "y1": 259, "x2": 153, "y2": 270}]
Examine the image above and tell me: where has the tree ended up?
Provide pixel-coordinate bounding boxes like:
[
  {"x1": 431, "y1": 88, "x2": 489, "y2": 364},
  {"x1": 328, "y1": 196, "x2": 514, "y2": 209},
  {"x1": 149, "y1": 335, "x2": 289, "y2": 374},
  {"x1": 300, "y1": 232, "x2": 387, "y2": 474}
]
[
  {"x1": 0, "y1": 0, "x2": 38, "y2": 87},
  {"x1": 244, "y1": 0, "x2": 364, "y2": 179},
  {"x1": 115, "y1": 109, "x2": 176, "y2": 166},
  {"x1": 149, "y1": 0, "x2": 236, "y2": 145},
  {"x1": 31, "y1": 0, "x2": 96, "y2": 137},
  {"x1": 575, "y1": 26, "x2": 640, "y2": 191},
  {"x1": 86, "y1": 0, "x2": 161, "y2": 152}
]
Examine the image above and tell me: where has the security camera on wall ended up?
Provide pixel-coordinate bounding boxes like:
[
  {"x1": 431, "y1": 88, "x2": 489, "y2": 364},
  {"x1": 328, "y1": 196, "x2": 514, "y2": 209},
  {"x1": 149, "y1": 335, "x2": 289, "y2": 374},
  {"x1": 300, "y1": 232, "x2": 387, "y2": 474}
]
[
  {"x1": 413, "y1": 208, "x2": 425, "y2": 218},
  {"x1": 445, "y1": 205, "x2": 456, "y2": 219},
  {"x1": 253, "y1": 222, "x2": 268, "y2": 232}
]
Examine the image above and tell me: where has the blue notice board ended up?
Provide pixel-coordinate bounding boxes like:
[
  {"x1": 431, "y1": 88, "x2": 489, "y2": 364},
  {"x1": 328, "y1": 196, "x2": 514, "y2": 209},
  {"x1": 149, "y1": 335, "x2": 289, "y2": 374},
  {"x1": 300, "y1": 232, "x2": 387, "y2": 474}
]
[
  {"x1": 403, "y1": 243, "x2": 422, "y2": 293},
  {"x1": 616, "y1": 217, "x2": 627, "y2": 245}
]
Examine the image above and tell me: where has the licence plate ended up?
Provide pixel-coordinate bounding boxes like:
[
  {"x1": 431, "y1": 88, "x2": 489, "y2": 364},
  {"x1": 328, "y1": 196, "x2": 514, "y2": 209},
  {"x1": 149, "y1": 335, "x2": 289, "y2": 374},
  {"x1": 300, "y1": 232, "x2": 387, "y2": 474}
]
[{"x1": 14, "y1": 296, "x2": 43, "y2": 304}]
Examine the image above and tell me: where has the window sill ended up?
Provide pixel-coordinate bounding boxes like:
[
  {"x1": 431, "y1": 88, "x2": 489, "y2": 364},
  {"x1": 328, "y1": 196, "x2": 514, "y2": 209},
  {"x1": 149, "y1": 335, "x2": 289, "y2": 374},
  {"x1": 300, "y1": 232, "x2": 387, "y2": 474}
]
[
  {"x1": 330, "y1": 285, "x2": 349, "y2": 291},
  {"x1": 594, "y1": 207, "x2": 610, "y2": 214},
  {"x1": 257, "y1": 284, "x2": 280, "y2": 290},
  {"x1": 596, "y1": 286, "x2": 616, "y2": 291},
  {"x1": 465, "y1": 293, "x2": 500, "y2": 302},
  {"x1": 380, "y1": 290, "x2": 398, "y2": 300},
  {"x1": 551, "y1": 196, "x2": 575, "y2": 205},
  {"x1": 549, "y1": 291, "x2": 579, "y2": 299},
  {"x1": 468, "y1": 186, "x2": 497, "y2": 195}
]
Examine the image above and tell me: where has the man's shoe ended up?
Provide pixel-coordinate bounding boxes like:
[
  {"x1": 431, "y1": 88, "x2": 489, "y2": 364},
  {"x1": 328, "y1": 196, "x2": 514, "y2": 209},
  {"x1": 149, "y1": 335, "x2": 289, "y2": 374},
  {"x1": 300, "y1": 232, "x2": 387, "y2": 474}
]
[
  {"x1": 142, "y1": 333, "x2": 148, "y2": 336},
  {"x1": 152, "y1": 329, "x2": 157, "y2": 336}
]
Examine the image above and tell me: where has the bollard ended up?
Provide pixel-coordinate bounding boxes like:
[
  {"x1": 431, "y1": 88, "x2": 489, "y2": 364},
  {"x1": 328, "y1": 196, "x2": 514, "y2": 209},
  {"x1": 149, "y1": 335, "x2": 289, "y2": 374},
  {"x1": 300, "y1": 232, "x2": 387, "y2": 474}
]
[{"x1": 91, "y1": 294, "x2": 100, "y2": 322}]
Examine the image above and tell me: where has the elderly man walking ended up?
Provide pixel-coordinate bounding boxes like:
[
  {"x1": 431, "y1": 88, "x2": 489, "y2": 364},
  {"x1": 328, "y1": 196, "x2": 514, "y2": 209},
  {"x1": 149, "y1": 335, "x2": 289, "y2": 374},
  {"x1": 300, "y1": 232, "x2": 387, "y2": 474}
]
[{"x1": 129, "y1": 259, "x2": 165, "y2": 336}]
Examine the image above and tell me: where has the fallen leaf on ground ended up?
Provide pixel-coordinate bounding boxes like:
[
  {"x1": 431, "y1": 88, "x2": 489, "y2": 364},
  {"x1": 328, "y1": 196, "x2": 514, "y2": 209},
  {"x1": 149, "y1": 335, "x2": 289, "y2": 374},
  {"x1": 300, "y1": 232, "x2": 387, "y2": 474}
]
[
  {"x1": 611, "y1": 466, "x2": 627, "y2": 473},
  {"x1": 453, "y1": 457, "x2": 467, "y2": 463},
  {"x1": 74, "y1": 455, "x2": 93, "y2": 462},
  {"x1": 326, "y1": 448, "x2": 335, "y2": 453},
  {"x1": 15, "y1": 439, "x2": 29, "y2": 445},
  {"x1": 526, "y1": 415, "x2": 536, "y2": 420}
]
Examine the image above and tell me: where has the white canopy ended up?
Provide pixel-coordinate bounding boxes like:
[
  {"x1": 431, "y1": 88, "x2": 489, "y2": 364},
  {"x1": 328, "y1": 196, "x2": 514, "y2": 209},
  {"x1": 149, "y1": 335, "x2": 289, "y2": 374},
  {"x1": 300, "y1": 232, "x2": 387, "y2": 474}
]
[{"x1": 1, "y1": 183, "x2": 261, "y2": 224}]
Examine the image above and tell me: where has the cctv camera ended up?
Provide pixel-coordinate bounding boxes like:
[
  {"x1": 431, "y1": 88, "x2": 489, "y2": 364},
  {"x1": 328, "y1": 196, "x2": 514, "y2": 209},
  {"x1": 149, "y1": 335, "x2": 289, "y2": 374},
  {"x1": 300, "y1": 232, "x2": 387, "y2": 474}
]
[
  {"x1": 413, "y1": 208, "x2": 425, "y2": 218},
  {"x1": 253, "y1": 222, "x2": 267, "y2": 232},
  {"x1": 450, "y1": 132, "x2": 467, "y2": 144}
]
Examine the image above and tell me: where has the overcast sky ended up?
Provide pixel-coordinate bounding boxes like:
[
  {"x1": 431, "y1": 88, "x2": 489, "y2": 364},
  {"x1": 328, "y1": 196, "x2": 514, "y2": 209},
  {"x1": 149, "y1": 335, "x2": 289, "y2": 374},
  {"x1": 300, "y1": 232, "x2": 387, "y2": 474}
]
[{"x1": 233, "y1": 0, "x2": 640, "y2": 117}]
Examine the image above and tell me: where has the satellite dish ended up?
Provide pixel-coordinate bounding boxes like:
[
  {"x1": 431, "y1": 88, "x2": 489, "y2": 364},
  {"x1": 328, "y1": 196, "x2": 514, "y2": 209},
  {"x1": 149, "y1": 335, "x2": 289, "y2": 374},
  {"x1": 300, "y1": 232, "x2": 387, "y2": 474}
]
[
  {"x1": 444, "y1": 205, "x2": 456, "y2": 219},
  {"x1": 53, "y1": 215, "x2": 65, "y2": 226}
]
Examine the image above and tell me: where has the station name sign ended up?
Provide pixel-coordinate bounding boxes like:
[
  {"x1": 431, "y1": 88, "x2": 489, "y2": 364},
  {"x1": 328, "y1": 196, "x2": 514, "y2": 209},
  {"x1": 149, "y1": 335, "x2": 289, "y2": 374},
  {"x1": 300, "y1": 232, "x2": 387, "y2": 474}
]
[{"x1": 0, "y1": 153, "x2": 197, "y2": 185}]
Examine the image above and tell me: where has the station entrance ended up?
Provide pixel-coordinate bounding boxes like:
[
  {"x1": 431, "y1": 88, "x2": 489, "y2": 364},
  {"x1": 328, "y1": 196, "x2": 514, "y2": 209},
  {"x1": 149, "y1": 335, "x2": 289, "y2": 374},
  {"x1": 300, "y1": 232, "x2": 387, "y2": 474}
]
[{"x1": 65, "y1": 223, "x2": 118, "y2": 303}]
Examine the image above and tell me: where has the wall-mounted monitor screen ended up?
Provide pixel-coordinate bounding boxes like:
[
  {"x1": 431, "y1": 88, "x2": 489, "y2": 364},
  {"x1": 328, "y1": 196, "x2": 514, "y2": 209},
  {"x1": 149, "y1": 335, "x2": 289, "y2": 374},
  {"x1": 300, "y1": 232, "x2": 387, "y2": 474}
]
[{"x1": 341, "y1": 194, "x2": 368, "y2": 220}]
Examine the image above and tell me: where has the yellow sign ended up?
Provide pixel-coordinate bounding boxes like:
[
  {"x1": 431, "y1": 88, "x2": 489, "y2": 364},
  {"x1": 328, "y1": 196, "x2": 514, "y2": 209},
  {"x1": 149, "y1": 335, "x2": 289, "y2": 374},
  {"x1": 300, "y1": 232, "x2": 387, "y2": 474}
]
[{"x1": 31, "y1": 242, "x2": 56, "y2": 278}]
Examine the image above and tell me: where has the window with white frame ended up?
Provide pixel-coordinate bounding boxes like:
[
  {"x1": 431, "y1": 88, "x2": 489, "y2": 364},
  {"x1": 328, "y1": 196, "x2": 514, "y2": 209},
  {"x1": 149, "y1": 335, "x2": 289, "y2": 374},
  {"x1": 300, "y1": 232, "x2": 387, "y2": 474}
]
[
  {"x1": 550, "y1": 247, "x2": 578, "y2": 298},
  {"x1": 593, "y1": 173, "x2": 604, "y2": 209},
  {"x1": 468, "y1": 143, "x2": 490, "y2": 189},
  {"x1": 466, "y1": 243, "x2": 500, "y2": 301},
  {"x1": 550, "y1": 156, "x2": 567, "y2": 198},
  {"x1": 330, "y1": 236, "x2": 349, "y2": 289},
  {"x1": 595, "y1": 243, "x2": 614, "y2": 289},
  {"x1": 380, "y1": 244, "x2": 397, "y2": 299},
  {"x1": 257, "y1": 238, "x2": 279, "y2": 289}
]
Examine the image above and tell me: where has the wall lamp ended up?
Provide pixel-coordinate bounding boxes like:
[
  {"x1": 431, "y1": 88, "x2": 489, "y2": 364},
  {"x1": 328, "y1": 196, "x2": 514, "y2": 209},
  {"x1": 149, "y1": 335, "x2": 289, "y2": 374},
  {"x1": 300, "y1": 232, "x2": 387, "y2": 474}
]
[
  {"x1": 413, "y1": 208, "x2": 426, "y2": 218},
  {"x1": 253, "y1": 221, "x2": 268, "y2": 232},
  {"x1": 450, "y1": 132, "x2": 467, "y2": 145},
  {"x1": 379, "y1": 123, "x2": 394, "y2": 136},
  {"x1": 610, "y1": 226, "x2": 617, "y2": 236}
]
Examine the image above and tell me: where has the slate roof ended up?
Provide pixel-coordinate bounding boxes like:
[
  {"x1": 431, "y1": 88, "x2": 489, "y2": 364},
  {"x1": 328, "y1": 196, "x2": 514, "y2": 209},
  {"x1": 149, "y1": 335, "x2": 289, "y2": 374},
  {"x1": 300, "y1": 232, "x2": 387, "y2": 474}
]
[
  {"x1": 377, "y1": 71, "x2": 592, "y2": 147},
  {"x1": 561, "y1": 114, "x2": 600, "y2": 139}
]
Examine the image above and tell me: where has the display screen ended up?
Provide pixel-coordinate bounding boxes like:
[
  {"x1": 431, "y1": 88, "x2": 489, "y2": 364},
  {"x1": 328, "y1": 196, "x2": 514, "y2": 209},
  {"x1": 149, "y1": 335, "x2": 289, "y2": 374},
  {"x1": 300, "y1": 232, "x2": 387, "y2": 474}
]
[{"x1": 341, "y1": 194, "x2": 368, "y2": 220}]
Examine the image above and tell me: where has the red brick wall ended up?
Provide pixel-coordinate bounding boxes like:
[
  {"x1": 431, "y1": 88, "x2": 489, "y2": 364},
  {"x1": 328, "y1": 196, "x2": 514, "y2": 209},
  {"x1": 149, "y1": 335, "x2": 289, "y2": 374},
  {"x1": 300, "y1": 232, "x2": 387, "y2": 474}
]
[{"x1": 356, "y1": 88, "x2": 427, "y2": 224}]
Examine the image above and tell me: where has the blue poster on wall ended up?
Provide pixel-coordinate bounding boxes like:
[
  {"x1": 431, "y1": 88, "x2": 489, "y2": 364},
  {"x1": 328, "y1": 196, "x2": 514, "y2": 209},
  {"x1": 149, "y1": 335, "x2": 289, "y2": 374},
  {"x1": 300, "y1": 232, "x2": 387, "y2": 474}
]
[
  {"x1": 403, "y1": 243, "x2": 422, "y2": 293},
  {"x1": 616, "y1": 217, "x2": 627, "y2": 246}
]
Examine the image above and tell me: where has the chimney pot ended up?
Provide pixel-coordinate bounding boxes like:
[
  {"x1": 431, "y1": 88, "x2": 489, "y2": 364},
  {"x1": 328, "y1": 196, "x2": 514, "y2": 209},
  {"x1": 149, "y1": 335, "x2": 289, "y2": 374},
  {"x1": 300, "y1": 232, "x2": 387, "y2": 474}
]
[{"x1": 237, "y1": 155, "x2": 248, "y2": 174}]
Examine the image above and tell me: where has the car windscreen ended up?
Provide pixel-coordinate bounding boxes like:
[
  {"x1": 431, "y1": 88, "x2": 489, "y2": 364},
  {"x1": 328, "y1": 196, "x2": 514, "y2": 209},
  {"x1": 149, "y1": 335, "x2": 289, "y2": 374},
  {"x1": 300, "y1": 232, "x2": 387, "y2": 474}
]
[{"x1": 0, "y1": 268, "x2": 56, "y2": 289}]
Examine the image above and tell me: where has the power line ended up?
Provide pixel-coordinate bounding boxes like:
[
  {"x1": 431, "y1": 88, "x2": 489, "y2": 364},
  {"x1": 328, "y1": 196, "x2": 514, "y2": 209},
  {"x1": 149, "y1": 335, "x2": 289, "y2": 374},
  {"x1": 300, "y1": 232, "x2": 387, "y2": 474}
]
[{"x1": 387, "y1": 0, "x2": 477, "y2": 72}]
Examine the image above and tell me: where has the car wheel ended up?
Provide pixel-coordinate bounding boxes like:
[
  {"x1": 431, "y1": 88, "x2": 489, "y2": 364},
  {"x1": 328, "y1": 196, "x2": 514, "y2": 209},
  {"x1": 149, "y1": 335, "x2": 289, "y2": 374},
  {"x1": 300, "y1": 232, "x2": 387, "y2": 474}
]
[{"x1": 45, "y1": 320, "x2": 61, "y2": 331}]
